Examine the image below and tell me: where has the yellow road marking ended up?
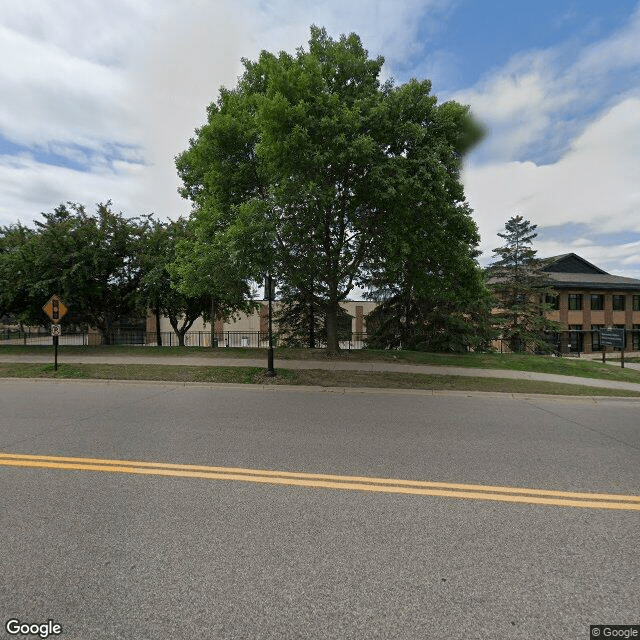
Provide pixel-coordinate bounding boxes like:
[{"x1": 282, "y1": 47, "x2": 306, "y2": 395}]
[{"x1": 1, "y1": 452, "x2": 639, "y2": 510}]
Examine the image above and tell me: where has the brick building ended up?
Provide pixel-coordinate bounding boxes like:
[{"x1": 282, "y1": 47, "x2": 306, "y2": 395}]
[
  {"x1": 147, "y1": 300, "x2": 378, "y2": 348},
  {"x1": 541, "y1": 254, "x2": 640, "y2": 353}
]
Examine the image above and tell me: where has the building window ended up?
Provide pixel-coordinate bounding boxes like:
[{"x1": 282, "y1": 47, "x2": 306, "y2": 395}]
[
  {"x1": 633, "y1": 325, "x2": 640, "y2": 351},
  {"x1": 633, "y1": 295, "x2": 640, "y2": 311},
  {"x1": 545, "y1": 294, "x2": 559, "y2": 310},
  {"x1": 591, "y1": 324, "x2": 604, "y2": 351},
  {"x1": 568, "y1": 294, "x2": 583, "y2": 310},
  {"x1": 568, "y1": 324, "x2": 583, "y2": 352},
  {"x1": 590, "y1": 295, "x2": 604, "y2": 310},
  {"x1": 613, "y1": 295, "x2": 626, "y2": 311}
]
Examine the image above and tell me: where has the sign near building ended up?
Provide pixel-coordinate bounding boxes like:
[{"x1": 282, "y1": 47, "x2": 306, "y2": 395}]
[{"x1": 599, "y1": 328, "x2": 625, "y2": 349}]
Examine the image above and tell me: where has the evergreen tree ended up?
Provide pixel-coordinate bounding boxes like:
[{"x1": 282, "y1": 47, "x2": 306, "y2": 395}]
[
  {"x1": 488, "y1": 215, "x2": 561, "y2": 352},
  {"x1": 275, "y1": 280, "x2": 352, "y2": 348},
  {"x1": 364, "y1": 259, "x2": 496, "y2": 353}
]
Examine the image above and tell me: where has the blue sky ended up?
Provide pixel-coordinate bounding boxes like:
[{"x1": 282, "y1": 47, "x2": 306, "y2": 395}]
[{"x1": 1, "y1": 0, "x2": 639, "y2": 281}]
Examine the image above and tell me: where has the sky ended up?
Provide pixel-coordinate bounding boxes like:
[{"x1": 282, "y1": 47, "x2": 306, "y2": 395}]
[{"x1": 1, "y1": 0, "x2": 639, "y2": 282}]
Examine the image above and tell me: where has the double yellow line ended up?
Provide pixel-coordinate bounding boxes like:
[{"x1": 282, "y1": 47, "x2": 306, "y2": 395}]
[{"x1": 1, "y1": 452, "x2": 639, "y2": 511}]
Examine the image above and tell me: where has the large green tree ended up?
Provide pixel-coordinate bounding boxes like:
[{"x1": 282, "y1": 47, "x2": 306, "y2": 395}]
[
  {"x1": 0, "y1": 222, "x2": 36, "y2": 322},
  {"x1": 176, "y1": 26, "x2": 484, "y2": 353},
  {"x1": 2, "y1": 202, "x2": 146, "y2": 342},
  {"x1": 364, "y1": 265, "x2": 496, "y2": 353},
  {"x1": 139, "y1": 217, "x2": 215, "y2": 347},
  {"x1": 167, "y1": 217, "x2": 258, "y2": 345},
  {"x1": 487, "y1": 214, "x2": 561, "y2": 352}
]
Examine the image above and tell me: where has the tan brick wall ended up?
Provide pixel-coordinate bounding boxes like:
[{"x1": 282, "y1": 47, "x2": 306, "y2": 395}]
[
  {"x1": 604, "y1": 293, "x2": 613, "y2": 326},
  {"x1": 559, "y1": 293, "x2": 568, "y2": 326},
  {"x1": 355, "y1": 305, "x2": 364, "y2": 333},
  {"x1": 260, "y1": 304, "x2": 268, "y2": 334}
]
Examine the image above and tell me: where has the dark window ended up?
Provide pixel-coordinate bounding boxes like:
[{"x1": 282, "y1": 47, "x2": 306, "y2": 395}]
[
  {"x1": 568, "y1": 294, "x2": 582, "y2": 310},
  {"x1": 633, "y1": 295, "x2": 640, "y2": 311},
  {"x1": 633, "y1": 324, "x2": 640, "y2": 351},
  {"x1": 568, "y1": 324, "x2": 583, "y2": 352},
  {"x1": 590, "y1": 295, "x2": 604, "y2": 310},
  {"x1": 545, "y1": 294, "x2": 559, "y2": 310},
  {"x1": 613, "y1": 295, "x2": 626, "y2": 311}
]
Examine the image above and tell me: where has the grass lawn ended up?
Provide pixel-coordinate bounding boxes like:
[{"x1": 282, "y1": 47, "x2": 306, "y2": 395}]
[
  {"x1": 1, "y1": 344, "x2": 639, "y2": 384},
  {"x1": 1, "y1": 362, "x2": 639, "y2": 397}
]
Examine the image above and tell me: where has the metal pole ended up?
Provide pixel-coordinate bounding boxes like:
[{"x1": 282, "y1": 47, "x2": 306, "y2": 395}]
[
  {"x1": 54, "y1": 334, "x2": 59, "y2": 372},
  {"x1": 266, "y1": 273, "x2": 275, "y2": 377}
]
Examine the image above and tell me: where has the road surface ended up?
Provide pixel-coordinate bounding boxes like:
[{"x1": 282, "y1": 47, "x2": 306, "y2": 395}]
[{"x1": 1, "y1": 380, "x2": 638, "y2": 639}]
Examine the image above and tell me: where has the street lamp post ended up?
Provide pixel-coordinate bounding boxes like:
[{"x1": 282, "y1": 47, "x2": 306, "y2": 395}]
[{"x1": 266, "y1": 273, "x2": 276, "y2": 377}]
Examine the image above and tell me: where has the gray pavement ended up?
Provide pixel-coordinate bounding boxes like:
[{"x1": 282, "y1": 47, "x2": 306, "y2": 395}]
[
  {"x1": 1, "y1": 381, "x2": 639, "y2": 639},
  {"x1": 2, "y1": 352, "x2": 640, "y2": 392}
]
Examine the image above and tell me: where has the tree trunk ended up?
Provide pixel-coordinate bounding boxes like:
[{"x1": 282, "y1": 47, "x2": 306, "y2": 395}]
[
  {"x1": 155, "y1": 301, "x2": 162, "y2": 347},
  {"x1": 325, "y1": 295, "x2": 340, "y2": 355},
  {"x1": 210, "y1": 297, "x2": 216, "y2": 348},
  {"x1": 101, "y1": 316, "x2": 112, "y2": 345},
  {"x1": 309, "y1": 300, "x2": 316, "y2": 349}
]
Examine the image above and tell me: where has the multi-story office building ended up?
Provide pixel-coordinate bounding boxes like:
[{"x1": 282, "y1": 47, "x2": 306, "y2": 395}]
[{"x1": 541, "y1": 253, "x2": 640, "y2": 353}]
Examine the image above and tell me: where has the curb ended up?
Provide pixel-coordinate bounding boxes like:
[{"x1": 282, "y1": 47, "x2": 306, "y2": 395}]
[{"x1": 2, "y1": 376, "x2": 640, "y2": 402}]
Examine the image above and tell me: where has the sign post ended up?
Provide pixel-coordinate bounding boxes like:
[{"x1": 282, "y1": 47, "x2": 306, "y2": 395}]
[
  {"x1": 599, "y1": 328, "x2": 626, "y2": 368},
  {"x1": 43, "y1": 295, "x2": 68, "y2": 372}
]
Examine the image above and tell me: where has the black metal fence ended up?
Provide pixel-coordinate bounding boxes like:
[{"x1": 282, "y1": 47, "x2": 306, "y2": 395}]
[
  {"x1": 2, "y1": 328, "x2": 638, "y2": 354},
  {"x1": 0, "y1": 329, "x2": 89, "y2": 346},
  {"x1": 0, "y1": 329, "x2": 371, "y2": 350},
  {"x1": 496, "y1": 329, "x2": 640, "y2": 356}
]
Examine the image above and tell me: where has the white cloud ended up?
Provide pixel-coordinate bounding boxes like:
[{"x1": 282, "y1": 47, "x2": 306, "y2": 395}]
[
  {"x1": 128, "y1": 0, "x2": 459, "y2": 219},
  {"x1": 0, "y1": 23, "x2": 140, "y2": 152},
  {"x1": 1, "y1": 0, "x2": 155, "y2": 68},
  {"x1": 1, "y1": 0, "x2": 459, "y2": 223},
  {"x1": 455, "y1": 5, "x2": 640, "y2": 162},
  {"x1": 464, "y1": 97, "x2": 640, "y2": 277},
  {"x1": 0, "y1": 155, "x2": 141, "y2": 227},
  {"x1": 3, "y1": 0, "x2": 638, "y2": 285}
]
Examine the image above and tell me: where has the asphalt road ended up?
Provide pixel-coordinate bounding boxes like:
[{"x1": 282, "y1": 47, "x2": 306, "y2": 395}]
[{"x1": 1, "y1": 380, "x2": 639, "y2": 639}]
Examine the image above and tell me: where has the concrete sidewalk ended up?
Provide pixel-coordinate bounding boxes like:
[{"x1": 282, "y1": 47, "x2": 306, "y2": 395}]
[{"x1": 2, "y1": 353, "x2": 640, "y2": 392}]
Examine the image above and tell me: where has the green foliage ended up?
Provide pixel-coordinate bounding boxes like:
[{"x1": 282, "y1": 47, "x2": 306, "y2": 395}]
[
  {"x1": 275, "y1": 281, "x2": 352, "y2": 348},
  {"x1": 488, "y1": 215, "x2": 562, "y2": 352},
  {"x1": 0, "y1": 222, "x2": 36, "y2": 320},
  {"x1": 175, "y1": 25, "x2": 485, "y2": 354},
  {"x1": 0, "y1": 202, "x2": 146, "y2": 341},
  {"x1": 364, "y1": 262, "x2": 496, "y2": 353},
  {"x1": 138, "y1": 217, "x2": 216, "y2": 346},
  {"x1": 167, "y1": 216, "x2": 258, "y2": 335}
]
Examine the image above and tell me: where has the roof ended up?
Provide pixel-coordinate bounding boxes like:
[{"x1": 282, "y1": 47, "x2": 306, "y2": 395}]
[
  {"x1": 544, "y1": 271, "x2": 640, "y2": 291},
  {"x1": 489, "y1": 253, "x2": 640, "y2": 291},
  {"x1": 541, "y1": 253, "x2": 608, "y2": 275}
]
